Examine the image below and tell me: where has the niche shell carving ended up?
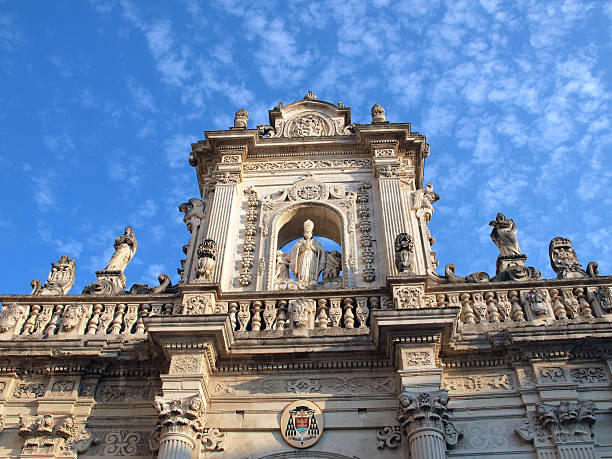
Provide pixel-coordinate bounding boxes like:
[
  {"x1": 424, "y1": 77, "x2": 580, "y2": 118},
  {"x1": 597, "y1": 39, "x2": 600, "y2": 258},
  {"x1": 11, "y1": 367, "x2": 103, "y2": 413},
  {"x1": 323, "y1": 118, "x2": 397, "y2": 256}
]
[{"x1": 280, "y1": 400, "x2": 324, "y2": 449}]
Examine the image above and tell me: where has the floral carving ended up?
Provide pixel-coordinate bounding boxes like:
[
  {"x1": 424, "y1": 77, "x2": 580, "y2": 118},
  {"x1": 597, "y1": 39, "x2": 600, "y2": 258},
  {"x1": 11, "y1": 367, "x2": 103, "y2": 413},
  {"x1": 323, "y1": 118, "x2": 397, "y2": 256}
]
[
  {"x1": 376, "y1": 426, "x2": 401, "y2": 449},
  {"x1": 395, "y1": 286, "x2": 423, "y2": 309},
  {"x1": 538, "y1": 367, "x2": 566, "y2": 383},
  {"x1": 239, "y1": 187, "x2": 258, "y2": 286},
  {"x1": 287, "y1": 378, "x2": 321, "y2": 394},
  {"x1": 177, "y1": 295, "x2": 212, "y2": 315},
  {"x1": 569, "y1": 367, "x2": 608, "y2": 384},
  {"x1": 443, "y1": 374, "x2": 515, "y2": 393},
  {"x1": 244, "y1": 159, "x2": 371, "y2": 172},
  {"x1": 14, "y1": 381, "x2": 47, "y2": 399},
  {"x1": 403, "y1": 352, "x2": 432, "y2": 367},
  {"x1": 169, "y1": 355, "x2": 203, "y2": 375},
  {"x1": 19, "y1": 414, "x2": 96, "y2": 457},
  {"x1": 83, "y1": 430, "x2": 150, "y2": 456},
  {"x1": 357, "y1": 181, "x2": 375, "y2": 282}
]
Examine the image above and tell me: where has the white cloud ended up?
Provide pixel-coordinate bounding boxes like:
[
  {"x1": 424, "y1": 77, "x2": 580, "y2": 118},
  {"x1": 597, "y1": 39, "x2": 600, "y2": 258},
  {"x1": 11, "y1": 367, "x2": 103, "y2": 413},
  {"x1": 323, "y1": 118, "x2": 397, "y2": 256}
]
[
  {"x1": 127, "y1": 77, "x2": 158, "y2": 113},
  {"x1": 164, "y1": 134, "x2": 196, "y2": 168}
]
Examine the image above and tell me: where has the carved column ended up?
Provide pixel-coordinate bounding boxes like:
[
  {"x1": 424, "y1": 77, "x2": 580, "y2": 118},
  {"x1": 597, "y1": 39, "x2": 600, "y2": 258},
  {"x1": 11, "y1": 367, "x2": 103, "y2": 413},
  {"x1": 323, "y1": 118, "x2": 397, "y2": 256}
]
[
  {"x1": 398, "y1": 390, "x2": 459, "y2": 459},
  {"x1": 151, "y1": 397, "x2": 205, "y2": 459},
  {"x1": 204, "y1": 149, "x2": 244, "y2": 284},
  {"x1": 374, "y1": 152, "x2": 410, "y2": 277}
]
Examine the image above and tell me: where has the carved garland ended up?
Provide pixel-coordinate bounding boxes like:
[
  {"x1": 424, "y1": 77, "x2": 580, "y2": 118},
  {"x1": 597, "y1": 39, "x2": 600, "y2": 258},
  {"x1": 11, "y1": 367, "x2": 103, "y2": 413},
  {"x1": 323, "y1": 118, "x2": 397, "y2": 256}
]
[
  {"x1": 357, "y1": 182, "x2": 375, "y2": 282},
  {"x1": 239, "y1": 187, "x2": 259, "y2": 287}
]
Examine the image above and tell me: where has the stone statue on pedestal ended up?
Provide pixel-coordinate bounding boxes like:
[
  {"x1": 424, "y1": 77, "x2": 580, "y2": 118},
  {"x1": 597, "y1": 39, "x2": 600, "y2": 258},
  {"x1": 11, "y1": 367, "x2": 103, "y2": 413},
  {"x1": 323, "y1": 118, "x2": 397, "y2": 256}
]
[
  {"x1": 290, "y1": 220, "x2": 325, "y2": 285},
  {"x1": 489, "y1": 213, "x2": 521, "y2": 257},
  {"x1": 105, "y1": 226, "x2": 138, "y2": 272}
]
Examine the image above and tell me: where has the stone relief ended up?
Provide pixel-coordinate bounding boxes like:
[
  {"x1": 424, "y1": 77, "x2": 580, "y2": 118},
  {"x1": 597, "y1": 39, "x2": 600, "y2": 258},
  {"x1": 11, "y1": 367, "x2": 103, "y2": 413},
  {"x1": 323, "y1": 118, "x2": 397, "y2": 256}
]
[
  {"x1": 14, "y1": 380, "x2": 47, "y2": 399},
  {"x1": 455, "y1": 420, "x2": 524, "y2": 451},
  {"x1": 169, "y1": 355, "x2": 204, "y2": 375},
  {"x1": 525, "y1": 288, "x2": 549, "y2": 317},
  {"x1": 82, "y1": 226, "x2": 137, "y2": 295},
  {"x1": 31, "y1": 255, "x2": 76, "y2": 295},
  {"x1": 84, "y1": 430, "x2": 151, "y2": 456},
  {"x1": 395, "y1": 286, "x2": 424, "y2": 309},
  {"x1": 177, "y1": 294, "x2": 213, "y2": 315},
  {"x1": 402, "y1": 352, "x2": 432, "y2": 367},
  {"x1": 288, "y1": 298, "x2": 316, "y2": 329},
  {"x1": 0, "y1": 303, "x2": 25, "y2": 333},
  {"x1": 239, "y1": 187, "x2": 259, "y2": 286},
  {"x1": 442, "y1": 374, "x2": 515, "y2": 393},
  {"x1": 394, "y1": 233, "x2": 415, "y2": 274}
]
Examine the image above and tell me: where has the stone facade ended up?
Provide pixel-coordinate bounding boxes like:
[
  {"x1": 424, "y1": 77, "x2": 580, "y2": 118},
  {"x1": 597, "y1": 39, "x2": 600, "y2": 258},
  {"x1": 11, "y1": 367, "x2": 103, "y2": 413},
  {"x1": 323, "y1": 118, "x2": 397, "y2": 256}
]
[{"x1": 1, "y1": 93, "x2": 611, "y2": 458}]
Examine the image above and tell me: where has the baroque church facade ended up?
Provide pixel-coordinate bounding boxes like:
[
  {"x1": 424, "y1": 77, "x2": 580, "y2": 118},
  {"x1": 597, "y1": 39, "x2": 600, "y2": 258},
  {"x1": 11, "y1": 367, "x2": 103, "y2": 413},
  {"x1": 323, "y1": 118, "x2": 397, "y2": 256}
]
[{"x1": 0, "y1": 92, "x2": 611, "y2": 458}]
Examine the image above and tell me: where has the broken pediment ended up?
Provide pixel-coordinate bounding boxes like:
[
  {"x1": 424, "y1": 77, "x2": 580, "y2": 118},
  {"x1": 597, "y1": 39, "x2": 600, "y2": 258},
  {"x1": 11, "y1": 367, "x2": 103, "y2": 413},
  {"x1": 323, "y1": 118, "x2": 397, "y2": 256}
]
[{"x1": 260, "y1": 90, "x2": 354, "y2": 138}]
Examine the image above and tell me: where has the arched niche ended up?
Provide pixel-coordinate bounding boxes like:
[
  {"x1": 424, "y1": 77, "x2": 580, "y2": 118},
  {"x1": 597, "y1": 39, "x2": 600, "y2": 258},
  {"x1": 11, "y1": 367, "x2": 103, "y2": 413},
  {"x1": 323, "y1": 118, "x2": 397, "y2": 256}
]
[{"x1": 265, "y1": 201, "x2": 353, "y2": 291}]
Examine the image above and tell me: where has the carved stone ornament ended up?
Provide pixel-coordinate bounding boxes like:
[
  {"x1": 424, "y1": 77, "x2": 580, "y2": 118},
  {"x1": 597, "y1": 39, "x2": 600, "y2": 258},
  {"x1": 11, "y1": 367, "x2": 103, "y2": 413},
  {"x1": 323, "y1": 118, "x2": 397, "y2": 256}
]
[
  {"x1": 61, "y1": 304, "x2": 84, "y2": 332},
  {"x1": 490, "y1": 213, "x2": 521, "y2": 257},
  {"x1": 31, "y1": 255, "x2": 76, "y2": 295},
  {"x1": 280, "y1": 400, "x2": 324, "y2": 449},
  {"x1": 196, "y1": 239, "x2": 217, "y2": 281},
  {"x1": 398, "y1": 390, "x2": 461, "y2": 448},
  {"x1": 549, "y1": 237, "x2": 590, "y2": 279},
  {"x1": 525, "y1": 288, "x2": 549, "y2": 316},
  {"x1": 376, "y1": 426, "x2": 401, "y2": 450},
  {"x1": 357, "y1": 181, "x2": 376, "y2": 282},
  {"x1": 0, "y1": 303, "x2": 25, "y2": 333},
  {"x1": 394, "y1": 233, "x2": 415, "y2": 274},
  {"x1": 239, "y1": 187, "x2": 258, "y2": 287},
  {"x1": 150, "y1": 397, "x2": 225, "y2": 452},
  {"x1": 288, "y1": 112, "x2": 330, "y2": 137},
  {"x1": 177, "y1": 294, "x2": 213, "y2": 315},
  {"x1": 178, "y1": 198, "x2": 205, "y2": 233},
  {"x1": 82, "y1": 226, "x2": 137, "y2": 295},
  {"x1": 371, "y1": 103, "x2": 386, "y2": 123},
  {"x1": 515, "y1": 401, "x2": 597, "y2": 446},
  {"x1": 288, "y1": 299, "x2": 316, "y2": 329},
  {"x1": 411, "y1": 183, "x2": 440, "y2": 223},
  {"x1": 233, "y1": 107, "x2": 249, "y2": 128},
  {"x1": 395, "y1": 286, "x2": 424, "y2": 309},
  {"x1": 129, "y1": 273, "x2": 177, "y2": 295},
  {"x1": 19, "y1": 414, "x2": 96, "y2": 457}
]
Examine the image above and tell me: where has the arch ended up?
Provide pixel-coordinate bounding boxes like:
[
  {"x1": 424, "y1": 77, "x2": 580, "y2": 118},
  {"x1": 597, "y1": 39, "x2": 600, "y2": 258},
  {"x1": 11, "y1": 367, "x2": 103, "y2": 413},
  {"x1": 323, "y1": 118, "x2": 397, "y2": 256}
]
[{"x1": 265, "y1": 200, "x2": 353, "y2": 291}]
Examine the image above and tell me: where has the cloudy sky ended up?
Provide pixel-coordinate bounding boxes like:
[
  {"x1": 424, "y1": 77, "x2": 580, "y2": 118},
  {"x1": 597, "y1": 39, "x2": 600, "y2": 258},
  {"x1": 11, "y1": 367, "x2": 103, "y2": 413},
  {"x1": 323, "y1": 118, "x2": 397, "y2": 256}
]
[{"x1": 0, "y1": 0, "x2": 610, "y2": 294}]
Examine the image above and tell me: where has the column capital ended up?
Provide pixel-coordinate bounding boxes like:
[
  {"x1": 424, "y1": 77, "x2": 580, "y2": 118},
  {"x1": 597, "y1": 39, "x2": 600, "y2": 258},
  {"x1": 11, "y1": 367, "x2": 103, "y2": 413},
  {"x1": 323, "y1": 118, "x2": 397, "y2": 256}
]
[{"x1": 398, "y1": 390, "x2": 461, "y2": 448}]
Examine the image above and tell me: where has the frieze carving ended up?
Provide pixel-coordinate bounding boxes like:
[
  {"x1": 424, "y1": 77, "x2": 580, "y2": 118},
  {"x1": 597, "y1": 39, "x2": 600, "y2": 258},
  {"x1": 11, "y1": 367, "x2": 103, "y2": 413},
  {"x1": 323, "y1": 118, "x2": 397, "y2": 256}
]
[
  {"x1": 264, "y1": 174, "x2": 355, "y2": 206},
  {"x1": 516, "y1": 401, "x2": 597, "y2": 446},
  {"x1": 210, "y1": 376, "x2": 396, "y2": 396},
  {"x1": 97, "y1": 380, "x2": 157, "y2": 402},
  {"x1": 443, "y1": 374, "x2": 515, "y2": 393},
  {"x1": 19, "y1": 414, "x2": 96, "y2": 457},
  {"x1": 569, "y1": 367, "x2": 608, "y2": 384},
  {"x1": 455, "y1": 420, "x2": 524, "y2": 450},
  {"x1": 402, "y1": 352, "x2": 432, "y2": 367},
  {"x1": 50, "y1": 379, "x2": 77, "y2": 397},
  {"x1": 83, "y1": 430, "x2": 150, "y2": 456},
  {"x1": 538, "y1": 366, "x2": 567, "y2": 383},
  {"x1": 31, "y1": 255, "x2": 76, "y2": 295},
  {"x1": 239, "y1": 187, "x2": 259, "y2": 286},
  {"x1": 14, "y1": 380, "x2": 47, "y2": 399},
  {"x1": 244, "y1": 159, "x2": 371, "y2": 172},
  {"x1": 376, "y1": 426, "x2": 401, "y2": 450}
]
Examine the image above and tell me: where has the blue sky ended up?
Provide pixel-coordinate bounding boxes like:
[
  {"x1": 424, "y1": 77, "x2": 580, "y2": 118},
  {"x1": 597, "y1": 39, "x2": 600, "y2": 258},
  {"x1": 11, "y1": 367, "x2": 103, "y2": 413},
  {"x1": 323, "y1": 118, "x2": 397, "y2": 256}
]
[{"x1": 0, "y1": 0, "x2": 610, "y2": 294}]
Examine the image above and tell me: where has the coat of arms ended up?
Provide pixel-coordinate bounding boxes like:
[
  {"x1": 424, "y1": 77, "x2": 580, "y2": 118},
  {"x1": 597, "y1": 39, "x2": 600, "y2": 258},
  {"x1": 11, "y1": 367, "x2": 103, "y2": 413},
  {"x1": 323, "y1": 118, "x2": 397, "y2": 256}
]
[{"x1": 280, "y1": 400, "x2": 324, "y2": 448}]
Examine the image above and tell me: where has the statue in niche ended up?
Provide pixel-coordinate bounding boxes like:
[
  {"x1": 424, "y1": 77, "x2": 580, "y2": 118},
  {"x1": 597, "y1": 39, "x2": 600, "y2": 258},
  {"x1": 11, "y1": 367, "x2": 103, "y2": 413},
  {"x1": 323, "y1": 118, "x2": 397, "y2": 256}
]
[
  {"x1": 275, "y1": 250, "x2": 291, "y2": 280},
  {"x1": 322, "y1": 250, "x2": 342, "y2": 280},
  {"x1": 290, "y1": 220, "x2": 325, "y2": 285},
  {"x1": 104, "y1": 226, "x2": 137, "y2": 273},
  {"x1": 395, "y1": 233, "x2": 415, "y2": 274},
  {"x1": 489, "y1": 213, "x2": 521, "y2": 257}
]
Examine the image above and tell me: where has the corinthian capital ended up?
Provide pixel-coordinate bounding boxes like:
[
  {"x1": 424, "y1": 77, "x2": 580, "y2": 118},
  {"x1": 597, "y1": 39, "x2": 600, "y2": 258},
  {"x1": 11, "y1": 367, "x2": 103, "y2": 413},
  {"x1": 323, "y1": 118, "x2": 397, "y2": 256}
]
[{"x1": 397, "y1": 390, "x2": 461, "y2": 447}]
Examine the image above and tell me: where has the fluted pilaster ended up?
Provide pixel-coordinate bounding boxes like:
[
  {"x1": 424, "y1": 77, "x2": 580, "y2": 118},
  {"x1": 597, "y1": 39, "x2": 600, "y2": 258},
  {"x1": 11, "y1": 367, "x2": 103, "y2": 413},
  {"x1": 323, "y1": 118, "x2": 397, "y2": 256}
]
[
  {"x1": 158, "y1": 433, "x2": 195, "y2": 459},
  {"x1": 205, "y1": 182, "x2": 238, "y2": 283},
  {"x1": 378, "y1": 176, "x2": 409, "y2": 276}
]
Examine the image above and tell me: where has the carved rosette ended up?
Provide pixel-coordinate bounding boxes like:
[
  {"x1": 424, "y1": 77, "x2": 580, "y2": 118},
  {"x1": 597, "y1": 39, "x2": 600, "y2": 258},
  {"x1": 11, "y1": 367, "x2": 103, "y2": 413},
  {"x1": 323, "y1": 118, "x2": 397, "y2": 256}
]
[
  {"x1": 150, "y1": 397, "x2": 224, "y2": 453},
  {"x1": 398, "y1": 390, "x2": 461, "y2": 457},
  {"x1": 239, "y1": 187, "x2": 259, "y2": 287}
]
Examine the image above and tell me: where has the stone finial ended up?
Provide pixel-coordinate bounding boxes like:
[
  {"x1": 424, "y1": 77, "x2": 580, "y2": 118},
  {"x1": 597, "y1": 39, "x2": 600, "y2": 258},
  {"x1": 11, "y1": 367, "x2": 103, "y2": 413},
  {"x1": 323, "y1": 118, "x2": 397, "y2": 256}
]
[
  {"x1": 30, "y1": 255, "x2": 76, "y2": 295},
  {"x1": 548, "y1": 236, "x2": 595, "y2": 279},
  {"x1": 233, "y1": 108, "x2": 249, "y2": 128},
  {"x1": 371, "y1": 104, "x2": 386, "y2": 123},
  {"x1": 304, "y1": 90, "x2": 318, "y2": 100}
]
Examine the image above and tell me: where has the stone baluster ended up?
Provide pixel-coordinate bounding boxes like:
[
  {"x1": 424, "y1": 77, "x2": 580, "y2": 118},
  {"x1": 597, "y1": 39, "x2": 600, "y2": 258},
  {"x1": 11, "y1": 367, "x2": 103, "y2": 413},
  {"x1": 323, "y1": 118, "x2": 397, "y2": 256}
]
[
  {"x1": 355, "y1": 297, "x2": 369, "y2": 328},
  {"x1": 228, "y1": 302, "x2": 238, "y2": 330},
  {"x1": 562, "y1": 288, "x2": 579, "y2": 318},
  {"x1": 123, "y1": 304, "x2": 139, "y2": 334},
  {"x1": 485, "y1": 292, "x2": 500, "y2": 323},
  {"x1": 262, "y1": 301, "x2": 276, "y2": 330},
  {"x1": 251, "y1": 301, "x2": 262, "y2": 331},
  {"x1": 329, "y1": 298, "x2": 342, "y2": 327},
  {"x1": 21, "y1": 304, "x2": 41, "y2": 335},
  {"x1": 574, "y1": 287, "x2": 594, "y2": 319},
  {"x1": 276, "y1": 300, "x2": 287, "y2": 330},
  {"x1": 509, "y1": 290, "x2": 525, "y2": 321},
  {"x1": 398, "y1": 390, "x2": 459, "y2": 459},
  {"x1": 44, "y1": 304, "x2": 64, "y2": 335},
  {"x1": 343, "y1": 298, "x2": 355, "y2": 329},
  {"x1": 460, "y1": 293, "x2": 475, "y2": 324},
  {"x1": 237, "y1": 302, "x2": 251, "y2": 331},
  {"x1": 86, "y1": 304, "x2": 103, "y2": 334},
  {"x1": 316, "y1": 299, "x2": 329, "y2": 329},
  {"x1": 496, "y1": 292, "x2": 511, "y2": 321},
  {"x1": 110, "y1": 304, "x2": 126, "y2": 334},
  {"x1": 134, "y1": 304, "x2": 150, "y2": 334},
  {"x1": 549, "y1": 289, "x2": 567, "y2": 320},
  {"x1": 472, "y1": 292, "x2": 487, "y2": 323},
  {"x1": 32, "y1": 304, "x2": 54, "y2": 335}
]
